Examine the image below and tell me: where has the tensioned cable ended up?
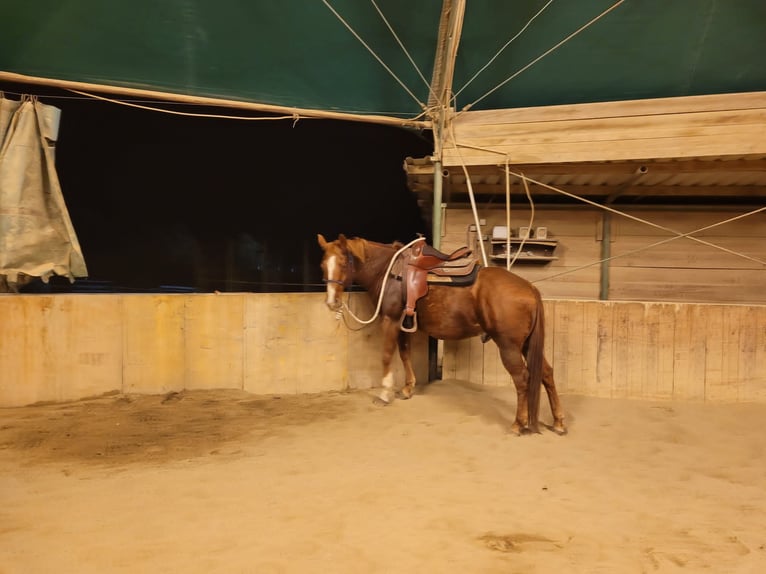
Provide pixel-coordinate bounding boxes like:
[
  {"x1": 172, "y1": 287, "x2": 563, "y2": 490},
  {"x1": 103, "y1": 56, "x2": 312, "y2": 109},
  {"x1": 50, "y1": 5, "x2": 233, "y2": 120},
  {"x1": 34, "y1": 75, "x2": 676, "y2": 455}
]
[
  {"x1": 322, "y1": 0, "x2": 427, "y2": 112},
  {"x1": 502, "y1": 168, "x2": 766, "y2": 267},
  {"x1": 458, "y1": 136, "x2": 765, "y2": 263},
  {"x1": 4, "y1": 86, "x2": 307, "y2": 121},
  {"x1": 506, "y1": 173, "x2": 537, "y2": 269},
  {"x1": 446, "y1": 124, "x2": 540, "y2": 268},
  {"x1": 446, "y1": 138, "x2": 766, "y2": 272},
  {"x1": 67, "y1": 89, "x2": 311, "y2": 122},
  {"x1": 448, "y1": 123, "x2": 490, "y2": 266},
  {"x1": 369, "y1": 0, "x2": 441, "y2": 108},
  {"x1": 460, "y1": 0, "x2": 625, "y2": 113},
  {"x1": 536, "y1": 205, "x2": 766, "y2": 283},
  {"x1": 453, "y1": 0, "x2": 555, "y2": 101}
]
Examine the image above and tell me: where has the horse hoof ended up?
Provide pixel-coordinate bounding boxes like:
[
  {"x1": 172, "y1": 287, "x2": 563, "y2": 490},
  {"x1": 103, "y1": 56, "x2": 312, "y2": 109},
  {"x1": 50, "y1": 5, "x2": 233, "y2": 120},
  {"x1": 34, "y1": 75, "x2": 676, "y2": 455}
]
[
  {"x1": 372, "y1": 396, "x2": 390, "y2": 407},
  {"x1": 396, "y1": 390, "x2": 413, "y2": 400},
  {"x1": 543, "y1": 422, "x2": 568, "y2": 435}
]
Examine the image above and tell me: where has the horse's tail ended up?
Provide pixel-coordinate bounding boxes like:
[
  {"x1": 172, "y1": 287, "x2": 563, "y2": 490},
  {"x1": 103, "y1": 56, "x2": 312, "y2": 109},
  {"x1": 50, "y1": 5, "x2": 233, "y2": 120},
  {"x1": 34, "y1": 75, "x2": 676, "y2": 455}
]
[{"x1": 525, "y1": 289, "x2": 545, "y2": 433}]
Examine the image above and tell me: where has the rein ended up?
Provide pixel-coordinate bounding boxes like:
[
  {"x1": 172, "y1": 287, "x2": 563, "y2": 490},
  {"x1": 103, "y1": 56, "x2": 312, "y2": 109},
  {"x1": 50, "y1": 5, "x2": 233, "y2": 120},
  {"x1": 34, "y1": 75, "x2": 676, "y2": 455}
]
[{"x1": 336, "y1": 237, "x2": 422, "y2": 327}]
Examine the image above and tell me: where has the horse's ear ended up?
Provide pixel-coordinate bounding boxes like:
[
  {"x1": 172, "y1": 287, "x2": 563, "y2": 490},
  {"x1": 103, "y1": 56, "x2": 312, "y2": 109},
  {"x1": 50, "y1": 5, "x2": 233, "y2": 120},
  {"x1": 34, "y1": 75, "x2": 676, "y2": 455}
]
[
  {"x1": 346, "y1": 238, "x2": 366, "y2": 261},
  {"x1": 338, "y1": 234, "x2": 347, "y2": 247},
  {"x1": 317, "y1": 234, "x2": 328, "y2": 248}
]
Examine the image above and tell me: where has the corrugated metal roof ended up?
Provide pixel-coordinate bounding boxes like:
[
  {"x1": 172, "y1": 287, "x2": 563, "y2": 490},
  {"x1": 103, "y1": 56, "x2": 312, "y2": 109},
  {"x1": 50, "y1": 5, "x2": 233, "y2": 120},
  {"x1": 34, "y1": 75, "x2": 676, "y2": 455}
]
[{"x1": 405, "y1": 155, "x2": 766, "y2": 205}]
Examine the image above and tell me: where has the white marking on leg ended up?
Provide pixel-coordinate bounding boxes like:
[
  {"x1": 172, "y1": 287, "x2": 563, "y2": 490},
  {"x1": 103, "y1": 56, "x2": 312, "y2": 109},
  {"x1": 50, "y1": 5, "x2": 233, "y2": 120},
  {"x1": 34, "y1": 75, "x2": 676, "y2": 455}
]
[{"x1": 378, "y1": 371, "x2": 395, "y2": 403}]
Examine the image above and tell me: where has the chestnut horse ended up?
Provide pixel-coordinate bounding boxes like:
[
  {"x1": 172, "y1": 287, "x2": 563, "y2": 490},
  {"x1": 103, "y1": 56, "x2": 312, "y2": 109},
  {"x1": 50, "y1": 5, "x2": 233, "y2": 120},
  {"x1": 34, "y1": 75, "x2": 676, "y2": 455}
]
[{"x1": 317, "y1": 233, "x2": 566, "y2": 435}]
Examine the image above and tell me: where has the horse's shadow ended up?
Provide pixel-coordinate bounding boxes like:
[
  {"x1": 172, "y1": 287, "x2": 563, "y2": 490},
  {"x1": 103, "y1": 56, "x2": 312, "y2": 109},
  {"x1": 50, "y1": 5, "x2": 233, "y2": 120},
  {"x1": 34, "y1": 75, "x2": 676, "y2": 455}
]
[
  {"x1": 415, "y1": 378, "x2": 572, "y2": 435},
  {"x1": 415, "y1": 379, "x2": 519, "y2": 433}
]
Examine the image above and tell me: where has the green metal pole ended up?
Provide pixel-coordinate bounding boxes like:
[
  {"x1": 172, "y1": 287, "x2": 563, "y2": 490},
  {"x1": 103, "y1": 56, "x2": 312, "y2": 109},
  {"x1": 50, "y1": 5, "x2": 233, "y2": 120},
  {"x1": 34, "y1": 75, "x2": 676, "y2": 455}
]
[
  {"x1": 599, "y1": 212, "x2": 611, "y2": 300},
  {"x1": 429, "y1": 158, "x2": 443, "y2": 381},
  {"x1": 432, "y1": 159, "x2": 443, "y2": 249}
]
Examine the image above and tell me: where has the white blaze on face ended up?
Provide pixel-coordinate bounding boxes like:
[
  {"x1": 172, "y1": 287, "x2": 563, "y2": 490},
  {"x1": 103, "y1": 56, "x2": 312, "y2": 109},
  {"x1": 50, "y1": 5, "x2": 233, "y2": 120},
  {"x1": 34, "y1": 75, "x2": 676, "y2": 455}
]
[{"x1": 325, "y1": 254, "x2": 339, "y2": 307}]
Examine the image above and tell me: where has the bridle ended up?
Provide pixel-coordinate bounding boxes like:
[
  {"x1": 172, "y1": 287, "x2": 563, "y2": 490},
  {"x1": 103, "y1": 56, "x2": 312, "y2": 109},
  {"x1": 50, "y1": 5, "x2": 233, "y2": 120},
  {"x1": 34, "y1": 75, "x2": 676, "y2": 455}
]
[{"x1": 322, "y1": 247, "x2": 354, "y2": 289}]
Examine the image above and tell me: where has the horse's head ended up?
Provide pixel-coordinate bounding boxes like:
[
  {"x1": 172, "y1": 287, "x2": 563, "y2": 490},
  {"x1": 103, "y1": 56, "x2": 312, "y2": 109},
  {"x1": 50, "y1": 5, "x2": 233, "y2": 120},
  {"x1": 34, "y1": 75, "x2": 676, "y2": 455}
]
[{"x1": 317, "y1": 233, "x2": 359, "y2": 310}]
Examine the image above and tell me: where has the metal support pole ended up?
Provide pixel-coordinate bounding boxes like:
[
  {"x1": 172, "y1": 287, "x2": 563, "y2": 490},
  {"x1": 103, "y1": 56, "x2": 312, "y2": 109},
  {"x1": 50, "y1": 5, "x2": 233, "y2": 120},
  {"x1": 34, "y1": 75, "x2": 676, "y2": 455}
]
[
  {"x1": 599, "y1": 212, "x2": 611, "y2": 300},
  {"x1": 432, "y1": 159, "x2": 443, "y2": 249},
  {"x1": 429, "y1": 159, "x2": 444, "y2": 381}
]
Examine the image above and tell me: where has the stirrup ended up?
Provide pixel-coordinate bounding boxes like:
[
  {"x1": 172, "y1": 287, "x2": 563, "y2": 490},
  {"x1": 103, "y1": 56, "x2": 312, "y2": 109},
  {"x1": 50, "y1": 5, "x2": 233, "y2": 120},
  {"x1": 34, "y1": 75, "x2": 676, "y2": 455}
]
[{"x1": 399, "y1": 309, "x2": 418, "y2": 333}]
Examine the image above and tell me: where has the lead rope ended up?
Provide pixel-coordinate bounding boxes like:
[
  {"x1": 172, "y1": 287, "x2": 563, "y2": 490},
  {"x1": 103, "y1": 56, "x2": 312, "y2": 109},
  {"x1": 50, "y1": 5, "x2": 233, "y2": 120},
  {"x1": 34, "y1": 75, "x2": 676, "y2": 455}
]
[{"x1": 337, "y1": 237, "x2": 423, "y2": 327}]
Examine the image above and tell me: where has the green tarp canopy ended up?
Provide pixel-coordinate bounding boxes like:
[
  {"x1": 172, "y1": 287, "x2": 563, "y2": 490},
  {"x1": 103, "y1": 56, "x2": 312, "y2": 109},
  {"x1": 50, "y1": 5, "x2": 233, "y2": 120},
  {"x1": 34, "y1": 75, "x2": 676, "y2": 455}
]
[{"x1": 2, "y1": 1, "x2": 765, "y2": 122}]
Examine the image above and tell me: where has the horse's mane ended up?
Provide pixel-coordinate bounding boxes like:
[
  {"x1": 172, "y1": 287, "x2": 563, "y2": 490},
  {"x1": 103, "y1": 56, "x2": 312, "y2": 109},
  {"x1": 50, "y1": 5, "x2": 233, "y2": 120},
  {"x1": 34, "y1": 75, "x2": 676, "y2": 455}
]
[
  {"x1": 351, "y1": 237, "x2": 401, "y2": 251},
  {"x1": 354, "y1": 237, "x2": 400, "y2": 247},
  {"x1": 347, "y1": 237, "x2": 399, "y2": 267}
]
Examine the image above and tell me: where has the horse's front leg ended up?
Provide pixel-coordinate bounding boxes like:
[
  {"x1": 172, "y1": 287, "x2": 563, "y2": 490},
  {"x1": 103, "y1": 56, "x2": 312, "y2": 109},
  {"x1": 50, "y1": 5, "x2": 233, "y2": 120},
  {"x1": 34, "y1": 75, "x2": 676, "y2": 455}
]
[
  {"x1": 374, "y1": 316, "x2": 401, "y2": 405},
  {"x1": 396, "y1": 330, "x2": 417, "y2": 399}
]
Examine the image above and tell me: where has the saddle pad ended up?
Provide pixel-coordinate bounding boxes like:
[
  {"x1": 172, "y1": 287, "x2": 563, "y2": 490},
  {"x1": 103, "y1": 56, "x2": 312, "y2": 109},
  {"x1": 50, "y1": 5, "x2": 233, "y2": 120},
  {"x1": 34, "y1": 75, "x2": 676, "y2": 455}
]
[{"x1": 427, "y1": 264, "x2": 480, "y2": 287}]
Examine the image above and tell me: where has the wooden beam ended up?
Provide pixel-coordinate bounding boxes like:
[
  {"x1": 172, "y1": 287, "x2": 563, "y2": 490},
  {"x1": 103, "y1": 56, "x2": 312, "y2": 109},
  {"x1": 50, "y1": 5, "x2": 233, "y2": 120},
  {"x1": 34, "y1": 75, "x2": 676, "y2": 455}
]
[
  {"x1": 453, "y1": 91, "x2": 766, "y2": 124},
  {"x1": 442, "y1": 91, "x2": 766, "y2": 166},
  {"x1": 406, "y1": 157, "x2": 766, "y2": 177},
  {"x1": 409, "y1": 182, "x2": 766, "y2": 198},
  {"x1": 0, "y1": 71, "x2": 430, "y2": 129}
]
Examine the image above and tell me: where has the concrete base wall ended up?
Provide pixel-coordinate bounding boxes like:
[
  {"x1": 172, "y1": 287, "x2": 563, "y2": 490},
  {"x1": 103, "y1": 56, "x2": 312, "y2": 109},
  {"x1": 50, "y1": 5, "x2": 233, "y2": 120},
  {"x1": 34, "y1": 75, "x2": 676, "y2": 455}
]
[
  {"x1": 0, "y1": 293, "x2": 428, "y2": 407},
  {"x1": 2, "y1": 294, "x2": 764, "y2": 407}
]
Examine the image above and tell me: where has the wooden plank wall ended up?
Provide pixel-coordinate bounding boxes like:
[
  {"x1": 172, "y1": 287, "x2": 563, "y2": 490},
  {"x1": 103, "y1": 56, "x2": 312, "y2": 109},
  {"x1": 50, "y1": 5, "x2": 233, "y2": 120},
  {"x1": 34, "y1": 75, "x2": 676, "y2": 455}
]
[
  {"x1": 441, "y1": 207, "x2": 766, "y2": 304},
  {"x1": 442, "y1": 300, "x2": 766, "y2": 403},
  {"x1": 0, "y1": 293, "x2": 429, "y2": 407},
  {"x1": 610, "y1": 209, "x2": 766, "y2": 303},
  {"x1": 442, "y1": 92, "x2": 766, "y2": 166}
]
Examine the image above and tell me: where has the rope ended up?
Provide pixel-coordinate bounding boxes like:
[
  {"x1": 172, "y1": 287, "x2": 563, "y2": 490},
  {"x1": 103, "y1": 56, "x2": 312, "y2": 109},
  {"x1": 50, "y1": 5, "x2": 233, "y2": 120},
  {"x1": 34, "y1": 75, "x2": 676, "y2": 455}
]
[
  {"x1": 460, "y1": 0, "x2": 626, "y2": 113},
  {"x1": 337, "y1": 237, "x2": 424, "y2": 327},
  {"x1": 505, "y1": 174, "x2": 536, "y2": 268},
  {"x1": 446, "y1": 124, "x2": 540, "y2": 268},
  {"x1": 451, "y1": 133, "x2": 766, "y2": 266},
  {"x1": 448, "y1": 123, "x2": 489, "y2": 266},
  {"x1": 502, "y1": 168, "x2": 766, "y2": 267},
  {"x1": 535, "y1": 205, "x2": 766, "y2": 283},
  {"x1": 369, "y1": 0, "x2": 440, "y2": 107},
  {"x1": 444, "y1": 136, "x2": 766, "y2": 282},
  {"x1": 453, "y1": 0, "x2": 555, "y2": 100},
  {"x1": 67, "y1": 89, "x2": 311, "y2": 121},
  {"x1": 322, "y1": 0, "x2": 427, "y2": 112}
]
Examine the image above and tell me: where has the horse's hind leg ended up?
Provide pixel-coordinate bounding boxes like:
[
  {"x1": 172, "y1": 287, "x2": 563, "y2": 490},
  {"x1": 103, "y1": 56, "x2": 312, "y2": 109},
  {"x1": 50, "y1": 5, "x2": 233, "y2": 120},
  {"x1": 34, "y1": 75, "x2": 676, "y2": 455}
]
[
  {"x1": 542, "y1": 357, "x2": 567, "y2": 434},
  {"x1": 374, "y1": 316, "x2": 400, "y2": 405},
  {"x1": 495, "y1": 341, "x2": 532, "y2": 435},
  {"x1": 396, "y1": 331, "x2": 417, "y2": 399}
]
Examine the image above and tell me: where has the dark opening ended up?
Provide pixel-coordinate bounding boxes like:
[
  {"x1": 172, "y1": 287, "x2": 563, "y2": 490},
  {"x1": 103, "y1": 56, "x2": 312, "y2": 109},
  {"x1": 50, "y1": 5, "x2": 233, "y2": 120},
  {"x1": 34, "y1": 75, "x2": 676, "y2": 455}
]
[{"x1": 1, "y1": 81, "x2": 433, "y2": 293}]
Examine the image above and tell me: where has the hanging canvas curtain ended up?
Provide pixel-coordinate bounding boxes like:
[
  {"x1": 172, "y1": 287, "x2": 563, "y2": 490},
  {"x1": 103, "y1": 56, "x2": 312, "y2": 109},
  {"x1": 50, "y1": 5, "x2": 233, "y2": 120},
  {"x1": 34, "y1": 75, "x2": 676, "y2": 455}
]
[{"x1": 0, "y1": 93, "x2": 87, "y2": 292}]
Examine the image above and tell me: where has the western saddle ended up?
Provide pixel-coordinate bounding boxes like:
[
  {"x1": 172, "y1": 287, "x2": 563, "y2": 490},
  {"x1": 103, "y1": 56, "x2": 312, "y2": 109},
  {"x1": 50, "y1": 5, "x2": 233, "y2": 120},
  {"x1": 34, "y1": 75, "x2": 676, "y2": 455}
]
[{"x1": 400, "y1": 237, "x2": 477, "y2": 333}]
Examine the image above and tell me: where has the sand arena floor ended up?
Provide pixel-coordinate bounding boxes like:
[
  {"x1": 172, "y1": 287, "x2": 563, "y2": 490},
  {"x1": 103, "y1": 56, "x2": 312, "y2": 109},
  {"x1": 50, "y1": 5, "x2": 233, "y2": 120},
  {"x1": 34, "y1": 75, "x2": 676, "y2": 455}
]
[{"x1": 1, "y1": 379, "x2": 765, "y2": 573}]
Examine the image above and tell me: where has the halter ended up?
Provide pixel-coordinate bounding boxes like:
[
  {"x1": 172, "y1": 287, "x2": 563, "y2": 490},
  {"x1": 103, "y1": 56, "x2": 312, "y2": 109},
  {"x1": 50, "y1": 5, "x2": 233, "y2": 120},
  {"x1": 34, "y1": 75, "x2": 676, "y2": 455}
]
[{"x1": 322, "y1": 247, "x2": 354, "y2": 289}]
